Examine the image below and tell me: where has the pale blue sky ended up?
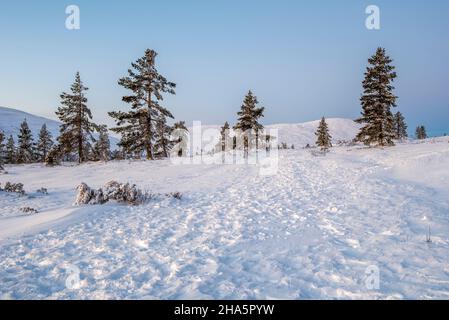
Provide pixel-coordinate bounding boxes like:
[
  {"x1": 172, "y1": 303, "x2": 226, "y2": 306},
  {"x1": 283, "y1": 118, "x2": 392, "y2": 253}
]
[{"x1": 0, "y1": 0, "x2": 448, "y2": 135}]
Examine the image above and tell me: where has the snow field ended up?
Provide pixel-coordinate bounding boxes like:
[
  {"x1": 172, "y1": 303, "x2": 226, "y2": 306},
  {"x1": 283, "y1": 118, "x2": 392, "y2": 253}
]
[{"x1": 0, "y1": 138, "x2": 449, "y2": 299}]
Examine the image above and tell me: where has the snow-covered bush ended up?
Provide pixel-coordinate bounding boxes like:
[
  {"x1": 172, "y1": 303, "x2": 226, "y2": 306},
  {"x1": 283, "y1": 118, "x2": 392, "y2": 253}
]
[
  {"x1": 20, "y1": 207, "x2": 38, "y2": 214},
  {"x1": 74, "y1": 183, "x2": 95, "y2": 205},
  {"x1": 167, "y1": 192, "x2": 182, "y2": 200},
  {"x1": 74, "y1": 181, "x2": 182, "y2": 205},
  {"x1": 0, "y1": 182, "x2": 26, "y2": 195},
  {"x1": 75, "y1": 181, "x2": 147, "y2": 205},
  {"x1": 102, "y1": 181, "x2": 146, "y2": 205},
  {"x1": 36, "y1": 187, "x2": 48, "y2": 195}
]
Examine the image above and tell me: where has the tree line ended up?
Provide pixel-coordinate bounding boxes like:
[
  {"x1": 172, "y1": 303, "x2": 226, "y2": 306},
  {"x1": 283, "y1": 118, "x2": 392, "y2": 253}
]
[
  {"x1": 0, "y1": 47, "x2": 432, "y2": 169},
  {"x1": 1, "y1": 49, "x2": 189, "y2": 167}
]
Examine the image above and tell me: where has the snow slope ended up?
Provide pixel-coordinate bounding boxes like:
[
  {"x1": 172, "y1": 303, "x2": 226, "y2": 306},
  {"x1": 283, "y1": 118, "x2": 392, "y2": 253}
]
[
  {"x1": 0, "y1": 106, "x2": 119, "y2": 148},
  {"x1": 0, "y1": 106, "x2": 60, "y2": 139},
  {"x1": 0, "y1": 138, "x2": 449, "y2": 299}
]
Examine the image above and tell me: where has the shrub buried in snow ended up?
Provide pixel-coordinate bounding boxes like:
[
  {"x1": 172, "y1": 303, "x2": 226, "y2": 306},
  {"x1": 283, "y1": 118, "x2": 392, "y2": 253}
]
[
  {"x1": 0, "y1": 182, "x2": 26, "y2": 195},
  {"x1": 20, "y1": 207, "x2": 38, "y2": 214},
  {"x1": 74, "y1": 181, "x2": 182, "y2": 205}
]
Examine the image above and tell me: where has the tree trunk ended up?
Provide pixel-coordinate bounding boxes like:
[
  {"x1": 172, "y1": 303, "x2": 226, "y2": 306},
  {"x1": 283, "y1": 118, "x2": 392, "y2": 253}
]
[
  {"x1": 146, "y1": 85, "x2": 153, "y2": 160},
  {"x1": 78, "y1": 97, "x2": 83, "y2": 164}
]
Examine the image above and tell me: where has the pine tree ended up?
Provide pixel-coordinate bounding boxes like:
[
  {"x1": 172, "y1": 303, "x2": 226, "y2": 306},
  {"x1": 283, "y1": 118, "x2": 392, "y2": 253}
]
[
  {"x1": 355, "y1": 48, "x2": 398, "y2": 146},
  {"x1": 154, "y1": 115, "x2": 172, "y2": 158},
  {"x1": 5, "y1": 135, "x2": 16, "y2": 164},
  {"x1": 416, "y1": 125, "x2": 427, "y2": 140},
  {"x1": 109, "y1": 49, "x2": 176, "y2": 160},
  {"x1": 36, "y1": 124, "x2": 53, "y2": 162},
  {"x1": 393, "y1": 112, "x2": 408, "y2": 140},
  {"x1": 16, "y1": 119, "x2": 35, "y2": 164},
  {"x1": 172, "y1": 121, "x2": 189, "y2": 157},
  {"x1": 315, "y1": 117, "x2": 332, "y2": 151},
  {"x1": 56, "y1": 72, "x2": 97, "y2": 163},
  {"x1": 421, "y1": 126, "x2": 427, "y2": 139},
  {"x1": 233, "y1": 90, "x2": 265, "y2": 155},
  {"x1": 94, "y1": 125, "x2": 110, "y2": 161}
]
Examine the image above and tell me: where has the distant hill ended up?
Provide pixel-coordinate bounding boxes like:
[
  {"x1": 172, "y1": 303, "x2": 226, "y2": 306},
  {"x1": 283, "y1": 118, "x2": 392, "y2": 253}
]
[
  {"x1": 265, "y1": 118, "x2": 361, "y2": 147},
  {"x1": 190, "y1": 118, "x2": 361, "y2": 149},
  {"x1": 0, "y1": 106, "x2": 60, "y2": 139},
  {"x1": 1, "y1": 107, "x2": 361, "y2": 151},
  {"x1": 0, "y1": 106, "x2": 118, "y2": 149}
]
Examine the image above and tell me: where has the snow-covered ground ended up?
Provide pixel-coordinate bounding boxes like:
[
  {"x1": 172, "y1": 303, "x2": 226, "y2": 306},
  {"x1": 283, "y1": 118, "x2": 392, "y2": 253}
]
[{"x1": 0, "y1": 138, "x2": 448, "y2": 299}]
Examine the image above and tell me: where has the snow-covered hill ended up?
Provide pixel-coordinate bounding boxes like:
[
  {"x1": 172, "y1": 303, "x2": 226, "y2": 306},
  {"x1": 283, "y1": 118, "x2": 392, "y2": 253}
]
[
  {"x1": 0, "y1": 106, "x2": 119, "y2": 148},
  {"x1": 266, "y1": 118, "x2": 361, "y2": 147},
  {"x1": 1, "y1": 107, "x2": 359, "y2": 151},
  {"x1": 191, "y1": 118, "x2": 361, "y2": 149},
  {"x1": 0, "y1": 106, "x2": 60, "y2": 139}
]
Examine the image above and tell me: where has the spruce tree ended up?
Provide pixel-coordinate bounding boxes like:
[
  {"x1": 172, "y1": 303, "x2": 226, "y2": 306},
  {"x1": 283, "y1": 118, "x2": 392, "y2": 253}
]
[
  {"x1": 17, "y1": 119, "x2": 35, "y2": 164},
  {"x1": 315, "y1": 117, "x2": 332, "y2": 151},
  {"x1": 233, "y1": 90, "x2": 265, "y2": 155},
  {"x1": 393, "y1": 111, "x2": 408, "y2": 140},
  {"x1": 45, "y1": 145, "x2": 62, "y2": 166},
  {"x1": 36, "y1": 124, "x2": 54, "y2": 162},
  {"x1": 172, "y1": 121, "x2": 189, "y2": 157},
  {"x1": 93, "y1": 125, "x2": 111, "y2": 161},
  {"x1": 56, "y1": 72, "x2": 97, "y2": 163},
  {"x1": 421, "y1": 126, "x2": 428, "y2": 139},
  {"x1": 5, "y1": 135, "x2": 16, "y2": 164},
  {"x1": 355, "y1": 47, "x2": 397, "y2": 146},
  {"x1": 109, "y1": 49, "x2": 176, "y2": 160},
  {"x1": 416, "y1": 125, "x2": 427, "y2": 140}
]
